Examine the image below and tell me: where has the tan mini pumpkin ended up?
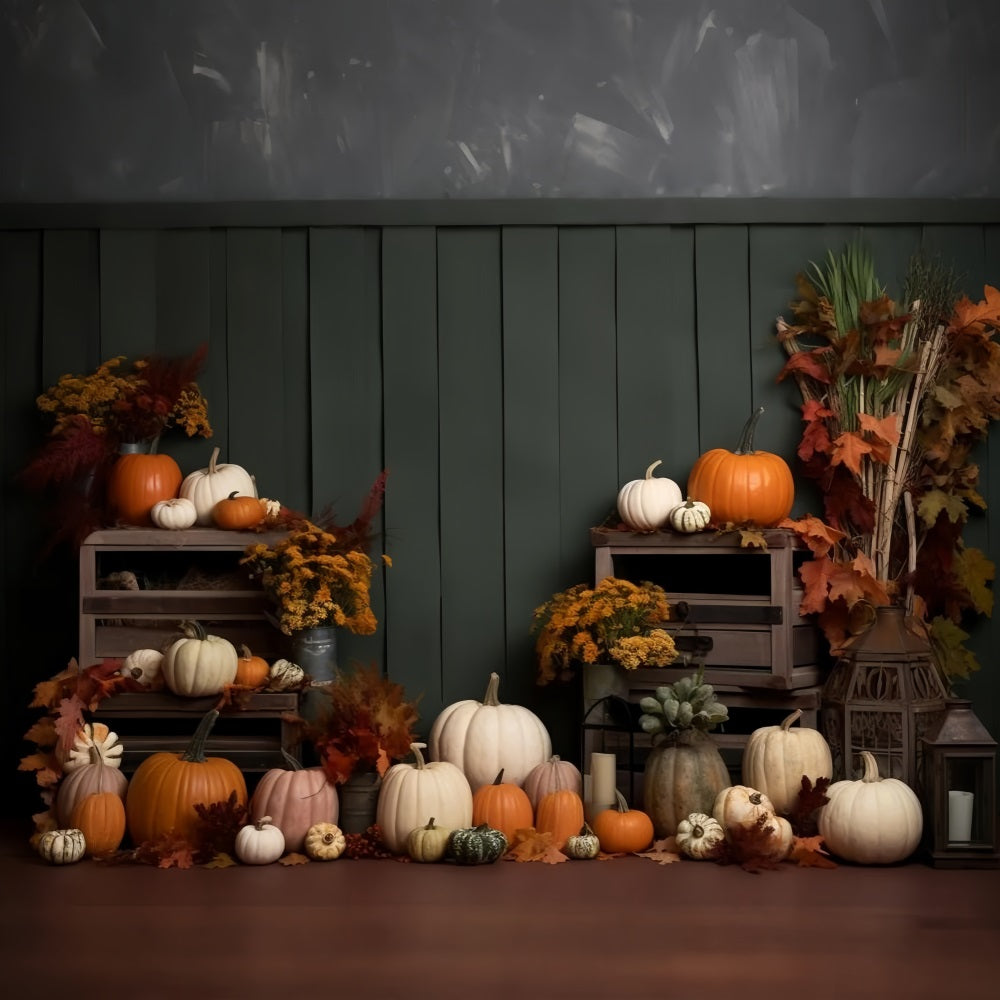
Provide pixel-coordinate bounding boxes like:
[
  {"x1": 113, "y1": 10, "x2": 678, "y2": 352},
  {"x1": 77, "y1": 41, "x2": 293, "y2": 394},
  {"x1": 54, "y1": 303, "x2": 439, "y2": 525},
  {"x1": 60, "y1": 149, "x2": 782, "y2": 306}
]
[
  {"x1": 304, "y1": 822, "x2": 347, "y2": 861},
  {"x1": 666, "y1": 498, "x2": 712, "y2": 533},
  {"x1": 713, "y1": 785, "x2": 778, "y2": 832},
  {"x1": 564, "y1": 823, "x2": 601, "y2": 860},
  {"x1": 406, "y1": 818, "x2": 453, "y2": 863}
]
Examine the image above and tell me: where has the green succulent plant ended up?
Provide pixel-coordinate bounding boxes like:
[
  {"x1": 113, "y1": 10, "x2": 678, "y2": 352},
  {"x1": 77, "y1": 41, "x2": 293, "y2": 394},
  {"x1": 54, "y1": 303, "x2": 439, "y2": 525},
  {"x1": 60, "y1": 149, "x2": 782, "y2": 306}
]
[{"x1": 637, "y1": 665, "x2": 728, "y2": 742}]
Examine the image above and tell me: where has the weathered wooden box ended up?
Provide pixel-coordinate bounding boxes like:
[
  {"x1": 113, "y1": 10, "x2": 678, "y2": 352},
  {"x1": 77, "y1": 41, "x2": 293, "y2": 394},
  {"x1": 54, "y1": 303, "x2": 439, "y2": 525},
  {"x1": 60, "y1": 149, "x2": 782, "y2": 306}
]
[
  {"x1": 591, "y1": 526, "x2": 824, "y2": 691},
  {"x1": 78, "y1": 527, "x2": 289, "y2": 666}
]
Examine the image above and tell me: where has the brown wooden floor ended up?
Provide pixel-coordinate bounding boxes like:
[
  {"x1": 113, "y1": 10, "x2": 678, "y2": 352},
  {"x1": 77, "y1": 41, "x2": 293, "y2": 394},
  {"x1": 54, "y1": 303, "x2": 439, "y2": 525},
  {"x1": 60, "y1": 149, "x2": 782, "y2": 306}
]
[{"x1": 2, "y1": 818, "x2": 999, "y2": 1000}]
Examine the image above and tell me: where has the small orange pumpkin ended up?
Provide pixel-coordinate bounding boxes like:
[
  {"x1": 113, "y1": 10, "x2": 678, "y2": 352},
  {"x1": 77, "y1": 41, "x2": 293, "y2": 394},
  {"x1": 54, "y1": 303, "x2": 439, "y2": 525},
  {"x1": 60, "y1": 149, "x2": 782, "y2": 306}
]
[
  {"x1": 235, "y1": 644, "x2": 270, "y2": 688},
  {"x1": 471, "y1": 769, "x2": 535, "y2": 842},
  {"x1": 535, "y1": 788, "x2": 585, "y2": 850},
  {"x1": 686, "y1": 406, "x2": 794, "y2": 528},
  {"x1": 592, "y1": 790, "x2": 654, "y2": 854},
  {"x1": 71, "y1": 791, "x2": 127, "y2": 856},
  {"x1": 212, "y1": 491, "x2": 265, "y2": 530}
]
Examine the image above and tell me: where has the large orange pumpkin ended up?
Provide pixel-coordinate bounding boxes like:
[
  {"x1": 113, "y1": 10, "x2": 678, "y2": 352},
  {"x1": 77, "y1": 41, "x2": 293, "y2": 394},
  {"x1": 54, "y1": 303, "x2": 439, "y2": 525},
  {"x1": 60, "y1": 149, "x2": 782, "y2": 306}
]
[
  {"x1": 471, "y1": 769, "x2": 535, "y2": 842},
  {"x1": 686, "y1": 406, "x2": 794, "y2": 527},
  {"x1": 126, "y1": 710, "x2": 247, "y2": 845},
  {"x1": 108, "y1": 449, "x2": 183, "y2": 526}
]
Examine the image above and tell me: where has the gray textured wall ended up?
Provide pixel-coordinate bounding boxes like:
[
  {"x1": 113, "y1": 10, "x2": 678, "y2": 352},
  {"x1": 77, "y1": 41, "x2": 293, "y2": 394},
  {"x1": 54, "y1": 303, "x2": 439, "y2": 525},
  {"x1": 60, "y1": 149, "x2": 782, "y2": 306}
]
[{"x1": 2, "y1": 0, "x2": 998, "y2": 202}]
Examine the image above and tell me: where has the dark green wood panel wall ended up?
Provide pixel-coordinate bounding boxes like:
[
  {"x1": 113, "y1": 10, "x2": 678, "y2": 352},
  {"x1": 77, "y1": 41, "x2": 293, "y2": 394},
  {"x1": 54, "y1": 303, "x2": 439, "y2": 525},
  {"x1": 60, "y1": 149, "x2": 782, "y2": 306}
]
[{"x1": 5, "y1": 218, "x2": 1000, "y2": 788}]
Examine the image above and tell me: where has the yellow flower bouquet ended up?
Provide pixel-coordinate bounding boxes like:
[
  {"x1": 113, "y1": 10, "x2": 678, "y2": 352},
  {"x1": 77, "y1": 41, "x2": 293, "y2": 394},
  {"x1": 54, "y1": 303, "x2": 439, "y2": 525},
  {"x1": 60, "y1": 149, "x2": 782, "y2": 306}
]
[
  {"x1": 532, "y1": 577, "x2": 679, "y2": 685},
  {"x1": 242, "y1": 521, "x2": 383, "y2": 636}
]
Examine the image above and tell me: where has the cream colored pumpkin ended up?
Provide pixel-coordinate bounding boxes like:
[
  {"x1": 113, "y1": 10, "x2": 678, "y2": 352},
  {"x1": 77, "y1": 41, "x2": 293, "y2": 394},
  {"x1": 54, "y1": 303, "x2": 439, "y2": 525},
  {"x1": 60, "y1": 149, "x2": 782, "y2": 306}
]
[
  {"x1": 712, "y1": 785, "x2": 778, "y2": 832},
  {"x1": 162, "y1": 620, "x2": 238, "y2": 697},
  {"x1": 38, "y1": 828, "x2": 86, "y2": 865},
  {"x1": 406, "y1": 818, "x2": 454, "y2": 863},
  {"x1": 428, "y1": 673, "x2": 552, "y2": 791},
  {"x1": 235, "y1": 815, "x2": 286, "y2": 865},
  {"x1": 617, "y1": 460, "x2": 684, "y2": 532},
  {"x1": 120, "y1": 648, "x2": 165, "y2": 689},
  {"x1": 376, "y1": 742, "x2": 474, "y2": 854},
  {"x1": 266, "y1": 658, "x2": 306, "y2": 692},
  {"x1": 63, "y1": 723, "x2": 123, "y2": 772},
  {"x1": 521, "y1": 755, "x2": 584, "y2": 810},
  {"x1": 817, "y1": 751, "x2": 923, "y2": 865},
  {"x1": 178, "y1": 447, "x2": 256, "y2": 525},
  {"x1": 304, "y1": 822, "x2": 346, "y2": 861},
  {"x1": 675, "y1": 812, "x2": 726, "y2": 860},
  {"x1": 150, "y1": 497, "x2": 198, "y2": 530},
  {"x1": 742, "y1": 709, "x2": 833, "y2": 815}
]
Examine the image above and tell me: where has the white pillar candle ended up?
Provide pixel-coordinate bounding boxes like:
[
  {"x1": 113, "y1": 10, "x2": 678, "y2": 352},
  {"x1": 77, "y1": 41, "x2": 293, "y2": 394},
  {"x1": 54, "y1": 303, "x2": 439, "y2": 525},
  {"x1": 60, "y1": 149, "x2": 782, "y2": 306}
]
[
  {"x1": 948, "y1": 789, "x2": 974, "y2": 842},
  {"x1": 589, "y1": 752, "x2": 618, "y2": 809}
]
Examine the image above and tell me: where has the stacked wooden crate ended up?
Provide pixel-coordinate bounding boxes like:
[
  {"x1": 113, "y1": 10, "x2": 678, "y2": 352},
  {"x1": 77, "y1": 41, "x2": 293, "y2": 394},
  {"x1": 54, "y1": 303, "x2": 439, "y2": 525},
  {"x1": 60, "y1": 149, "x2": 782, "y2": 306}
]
[
  {"x1": 585, "y1": 527, "x2": 825, "y2": 803},
  {"x1": 79, "y1": 527, "x2": 299, "y2": 772}
]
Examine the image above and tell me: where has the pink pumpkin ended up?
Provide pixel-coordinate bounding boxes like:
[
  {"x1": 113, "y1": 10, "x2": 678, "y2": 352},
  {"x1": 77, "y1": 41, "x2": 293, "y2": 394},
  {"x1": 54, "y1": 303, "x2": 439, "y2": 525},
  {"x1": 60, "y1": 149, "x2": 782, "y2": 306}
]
[{"x1": 250, "y1": 752, "x2": 339, "y2": 854}]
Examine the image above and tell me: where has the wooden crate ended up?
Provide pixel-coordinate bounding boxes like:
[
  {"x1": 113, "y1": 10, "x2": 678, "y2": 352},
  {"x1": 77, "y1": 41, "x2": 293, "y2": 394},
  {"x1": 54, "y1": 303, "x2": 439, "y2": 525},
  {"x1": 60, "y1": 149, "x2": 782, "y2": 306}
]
[
  {"x1": 591, "y1": 526, "x2": 823, "y2": 690},
  {"x1": 96, "y1": 691, "x2": 302, "y2": 774},
  {"x1": 582, "y1": 685, "x2": 824, "y2": 809},
  {"x1": 79, "y1": 527, "x2": 290, "y2": 665}
]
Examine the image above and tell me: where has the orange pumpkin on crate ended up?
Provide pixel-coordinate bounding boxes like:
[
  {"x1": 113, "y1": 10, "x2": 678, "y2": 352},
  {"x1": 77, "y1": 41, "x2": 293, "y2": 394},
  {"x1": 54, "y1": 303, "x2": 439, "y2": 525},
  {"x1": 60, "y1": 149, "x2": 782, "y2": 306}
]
[
  {"x1": 235, "y1": 644, "x2": 270, "y2": 688},
  {"x1": 213, "y1": 491, "x2": 265, "y2": 530},
  {"x1": 108, "y1": 447, "x2": 183, "y2": 526},
  {"x1": 686, "y1": 406, "x2": 794, "y2": 528}
]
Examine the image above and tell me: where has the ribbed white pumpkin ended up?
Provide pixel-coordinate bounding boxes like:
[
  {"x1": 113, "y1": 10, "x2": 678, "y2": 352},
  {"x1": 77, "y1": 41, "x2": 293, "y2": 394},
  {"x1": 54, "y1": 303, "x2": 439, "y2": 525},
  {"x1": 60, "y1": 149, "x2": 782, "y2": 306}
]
[
  {"x1": 666, "y1": 498, "x2": 712, "y2": 533},
  {"x1": 162, "y1": 620, "x2": 238, "y2": 697},
  {"x1": 178, "y1": 447, "x2": 256, "y2": 525},
  {"x1": 712, "y1": 785, "x2": 778, "y2": 832},
  {"x1": 120, "y1": 648, "x2": 165, "y2": 689},
  {"x1": 521, "y1": 755, "x2": 584, "y2": 810},
  {"x1": 376, "y1": 742, "x2": 474, "y2": 854},
  {"x1": 818, "y1": 751, "x2": 923, "y2": 864},
  {"x1": 617, "y1": 460, "x2": 684, "y2": 531},
  {"x1": 428, "y1": 673, "x2": 552, "y2": 791},
  {"x1": 150, "y1": 496, "x2": 198, "y2": 530},
  {"x1": 741, "y1": 709, "x2": 833, "y2": 815},
  {"x1": 38, "y1": 828, "x2": 87, "y2": 865}
]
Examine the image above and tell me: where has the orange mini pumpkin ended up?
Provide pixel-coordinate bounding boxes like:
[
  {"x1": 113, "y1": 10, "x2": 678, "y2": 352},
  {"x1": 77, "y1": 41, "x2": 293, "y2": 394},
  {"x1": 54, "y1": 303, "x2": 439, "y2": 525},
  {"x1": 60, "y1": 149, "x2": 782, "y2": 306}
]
[
  {"x1": 471, "y1": 769, "x2": 535, "y2": 842},
  {"x1": 235, "y1": 644, "x2": 270, "y2": 688},
  {"x1": 71, "y1": 791, "x2": 127, "y2": 856},
  {"x1": 213, "y1": 491, "x2": 265, "y2": 530},
  {"x1": 534, "y1": 788, "x2": 585, "y2": 850},
  {"x1": 592, "y1": 790, "x2": 654, "y2": 854},
  {"x1": 686, "y1": 406, "x2": 794, "y2": 528}
]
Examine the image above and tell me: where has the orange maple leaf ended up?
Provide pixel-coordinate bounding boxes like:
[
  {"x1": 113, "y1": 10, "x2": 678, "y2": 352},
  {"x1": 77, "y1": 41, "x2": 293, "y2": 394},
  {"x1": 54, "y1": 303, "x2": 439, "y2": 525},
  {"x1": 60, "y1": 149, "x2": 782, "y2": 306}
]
[
  {"x1": 950, "y1": 285, "x2": 1000, "y2": 333},
  {"x1": 830, "y1": 430, "x2": 873, "y2": 474},
  {"x1": 505, "y1": 827, "x2": 567, "y2": 862},
  {"x1": 278, "y1": 852, "x2": 311, "y2": 866},
  {"x1": 780, "y1": 514, "x2": 845, "y2": 559},
  {"x1": 18, "y1": 751, "x2": 62, "y2": 788},
  {"x1": 30, "y1": 660, "x2": 83, "y2": 710},
  {"x1": 857, "y1": 411, "x2": 900, "y2": 447},
  {"x1": 797, "y1": 556, "x2": 836, "y2": 615},
  {"x1": 53, "y1": 695, "x2": 88, "y2": 759},
  {"x1": 871, "y1": 343, "x2": 903, "y2": 376},
  {"x1": 789, "y1": 835, "x2": 837, "y2": 868},
  {"x1": 636, "y1": 837, "x2": 682, "y2": 865}
]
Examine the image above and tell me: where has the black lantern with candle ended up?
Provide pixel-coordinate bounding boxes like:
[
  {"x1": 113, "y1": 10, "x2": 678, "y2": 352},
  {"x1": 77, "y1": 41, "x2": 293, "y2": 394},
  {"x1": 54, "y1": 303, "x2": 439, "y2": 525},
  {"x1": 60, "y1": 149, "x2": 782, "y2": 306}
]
[{"x1": 921, "y1": 699, "x2": 999, "y2": 869}]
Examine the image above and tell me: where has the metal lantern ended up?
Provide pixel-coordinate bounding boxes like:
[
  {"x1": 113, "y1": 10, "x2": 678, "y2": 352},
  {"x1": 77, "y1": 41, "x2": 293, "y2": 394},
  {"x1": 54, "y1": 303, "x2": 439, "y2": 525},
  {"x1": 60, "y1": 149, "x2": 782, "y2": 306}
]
[
  {"x1": 921, "y1": 699, "x2": 999, "y2": 868},
  {"x1": 821, "y1": 605, "x2": 947, "y2": 789}
]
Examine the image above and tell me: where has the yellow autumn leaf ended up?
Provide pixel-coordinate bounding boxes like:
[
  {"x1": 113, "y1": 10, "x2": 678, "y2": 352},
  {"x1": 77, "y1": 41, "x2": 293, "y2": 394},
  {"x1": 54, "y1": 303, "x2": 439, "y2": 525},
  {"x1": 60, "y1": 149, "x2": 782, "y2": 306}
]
[
  {"x1": 929, "y1": 616, "x2": 981, "y2": 680},
  {"x1": 917, "y1": 489, "x2": 968, "y2": 528},
  {"x1": 955, "y1": 546, "x2": 995, "y2": 616}
]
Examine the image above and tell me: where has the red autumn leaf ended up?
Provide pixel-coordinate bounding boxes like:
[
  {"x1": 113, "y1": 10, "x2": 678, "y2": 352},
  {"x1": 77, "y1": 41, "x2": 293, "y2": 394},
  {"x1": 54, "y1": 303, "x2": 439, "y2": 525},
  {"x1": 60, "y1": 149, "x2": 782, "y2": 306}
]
[
  {"x1": 797, "y1": 556, "x2": 837, "y2": 615},
  {"x1": 780, "y1": 514, "x2": 845, "y2": 559},
  {"x1": 788, "y1": 776, "x2": 831, "y2": 837},
  {"x1": 778, "y1": 346, "x2": 834, "y2": 384},
  {"x1": 871, "y1": 343, "x2": 903, "y2": 375},
  {"x1": 722, "y1": 816, "x2": 786, "y2": 872},
  {"x1": 53, "y1": 695, "x2": 89, "y2": 756},
  {"x1": 798, "y1": 417, "x2": 832, "y2": 463},
  {"x1": 830, "y1": 430, "x2": 872, "y2": 475}
]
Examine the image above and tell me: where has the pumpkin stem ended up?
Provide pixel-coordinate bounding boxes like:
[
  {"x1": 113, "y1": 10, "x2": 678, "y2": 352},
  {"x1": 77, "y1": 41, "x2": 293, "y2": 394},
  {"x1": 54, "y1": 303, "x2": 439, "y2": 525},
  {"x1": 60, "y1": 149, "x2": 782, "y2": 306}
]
[
  {"x1": 735, "y1": 405, "x2": 766, "y2": 455},
  {"x1": 482, "y1": 672, "x2": 501, "y2": 707},
  {"x1": 228, "y1": 491, "x2": 242, "y2": 500},
  {"x1": 179, "y1": 619, "x2": 208, "y2": 641},
  {"x1": 256, "y1": 816, "x2": 273, "y2": 830},
  {"x1": 644, "y1": 460, "x2": 663, "y2": 479},
  {"x1": 208, "y1": 446, "x2": 221, "y2": 474},
  {"x1": 148, "y1": 434, "x2": 160, "y2": 455},
  {"x1": 614, "y1": 789, "x2": 628, "y2": 813},
  {"x1": 493, "y1": 769, "x2": 505, "y2": 785},
  {"x1": 425, "y1": 818, "x2": 437, "y2": 830},
  {"x1": 858, "y1": 750, "x2": 882, "y2": 782},
  {"x1": 780, "y1": 709, "x2": 803, "y2": 732},
  {"x1": 182, "y1": 709, "x2": 220, "y2": 764},
  {"x1": 410, "y1": 742, "x2": 428, "y2": 769},
  {"x1": 280, "y1": 748, "x2": 303, "y2": 771}
]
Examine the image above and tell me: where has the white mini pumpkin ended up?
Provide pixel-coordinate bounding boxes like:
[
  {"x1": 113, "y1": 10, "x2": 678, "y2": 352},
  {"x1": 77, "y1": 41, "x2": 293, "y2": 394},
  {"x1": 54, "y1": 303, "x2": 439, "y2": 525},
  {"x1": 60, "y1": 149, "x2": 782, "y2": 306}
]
[
  {"x1": 38, "y1": 828, "x2": 87, "y2": 865},
  {"x1": 617, "y1": 460, "x2": 684, "y2": 532},
  {"x1": 818, "y1": 751, "x2": 923, "y2": 865},
  {"x1": 666, "y1": 498, "x2": 712, "y2": 533},
  {"x1": 63, "y1": 723, "x2": 124, "y2": 772},
  {"x1": 150, "y1": 497, "x2": 198, "y2": 530},
  {"x1": 178, "y1": 447, "x2": 257, "y2": 525},
  {"x1": 235, "y1": 815, "x2": 286, "y2": 865},
  {"x1": 266, "y1": 658, "x2": 306, "y2": 691},
  {"x1": 428, "y1": 673, "x2": 552, "y2": 791},
  {"x1": 120, "y1": 648, "x2": 165, "y2": 689}
]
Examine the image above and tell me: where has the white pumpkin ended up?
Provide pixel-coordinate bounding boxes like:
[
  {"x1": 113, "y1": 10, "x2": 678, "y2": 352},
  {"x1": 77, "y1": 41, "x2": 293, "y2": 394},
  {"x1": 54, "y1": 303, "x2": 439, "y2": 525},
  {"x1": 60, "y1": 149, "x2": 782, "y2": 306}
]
[
  {"x1": 376, "y1": 742, "x2": 474, "y2": 854},
  {"x1": 428, "y1": 672, "x2": 552, "y2": 791},
  {"x1": 817, "y1": 751, "x2": 923, "y2": 865},
  {"x1": 666, "y1": 498, "x2": 712, "y2": 533},
  {"x1": 741, "y1": 709, "x2": 833, "y2": 815},
  {"x1": 162, "y1": 620, "x2": 238, "y2": 697},
  {"x1": 178, "y1": 447, "x2": 257, "y2": 526},
  {"x1": 617, "y1": 460, "x2": 684, "y2": 531},
  {"x1": 266, "y1": 658, "x2": 306, "y2": 691},
  {"x1": 63, "y1": 723, "x2": 124, "y2": 772},
  {"x1": 150, "y1": 497, "x2": 198, "y2": 531},
  {"x1": 38, "y1": 828, "x2": 87, "y2": 865},
  {"x1": 120, "y1": 648, "x2": 165, "y2": 689},
  {"x1": 234, "y1": 815, "x2": 286, "y2": 865},
  {"x1": 713, "y1": 784, "x2": 777, "y2": 832}
]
